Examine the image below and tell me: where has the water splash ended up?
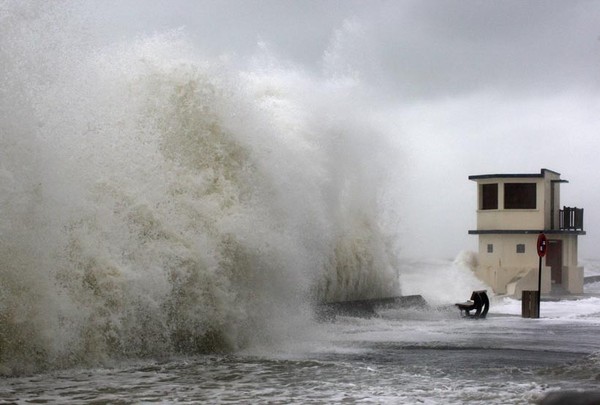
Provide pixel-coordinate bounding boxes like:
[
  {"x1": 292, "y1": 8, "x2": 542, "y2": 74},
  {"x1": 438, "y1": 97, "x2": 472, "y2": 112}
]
[{"x1": 0, "y1": 2, "x2": 400, "y2": 374}]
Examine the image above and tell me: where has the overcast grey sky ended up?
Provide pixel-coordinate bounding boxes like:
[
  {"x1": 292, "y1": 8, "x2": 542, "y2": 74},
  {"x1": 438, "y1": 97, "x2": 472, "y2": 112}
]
[{"x1": 68, "y1": 1, "x2": 600, "y2": 258}]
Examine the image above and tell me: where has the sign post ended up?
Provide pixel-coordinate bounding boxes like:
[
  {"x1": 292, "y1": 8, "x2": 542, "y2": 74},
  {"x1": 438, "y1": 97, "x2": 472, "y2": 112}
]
[{"x1": 536, "y1": 233, "x2": 548, "y2": 318}]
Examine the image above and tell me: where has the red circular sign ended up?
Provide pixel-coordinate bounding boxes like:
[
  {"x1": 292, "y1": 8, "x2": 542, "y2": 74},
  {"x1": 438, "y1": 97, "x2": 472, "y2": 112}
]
[{"x1": 537, "y1": 233, "x2": 548, "y2": 257}]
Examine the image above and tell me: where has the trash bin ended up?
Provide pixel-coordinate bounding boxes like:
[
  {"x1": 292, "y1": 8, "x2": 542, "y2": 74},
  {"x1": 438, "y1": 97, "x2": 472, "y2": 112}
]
[{"x1": 522, "y1": 290, "x2": 539, "y2": 318}]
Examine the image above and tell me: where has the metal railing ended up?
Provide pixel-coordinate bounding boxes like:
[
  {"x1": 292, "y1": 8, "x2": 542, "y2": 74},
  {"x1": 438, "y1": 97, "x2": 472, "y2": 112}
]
[{"x1": 559, "y1": 206, "x2": 584, "y2": 230}]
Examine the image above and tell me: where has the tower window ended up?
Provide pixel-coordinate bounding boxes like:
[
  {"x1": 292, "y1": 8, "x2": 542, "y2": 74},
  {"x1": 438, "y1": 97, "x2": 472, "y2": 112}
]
[
  {"x1": 481, "y1": 183, "x2": 498, "y2": 210},
  {"x1": 504, "y1": 183, "x2": 536, "y2": 209},
  {"x1": 516, "y1": 244, "x2": 525, "y2": 253},
  {"x1": 487, "y1": 244, "x2": 493, "y2": 253}
]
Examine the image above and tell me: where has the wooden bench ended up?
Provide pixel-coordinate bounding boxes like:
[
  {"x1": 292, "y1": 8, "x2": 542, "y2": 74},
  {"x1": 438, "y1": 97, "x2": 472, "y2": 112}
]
[{"x1": 455, "y1": 290, "x2": 489, "y2": 319}]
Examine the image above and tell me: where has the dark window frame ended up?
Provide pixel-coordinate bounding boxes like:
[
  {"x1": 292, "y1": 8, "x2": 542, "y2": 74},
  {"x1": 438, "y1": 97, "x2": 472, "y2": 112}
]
[
  {"x1": 481, "y1": 183, "x2": 498, "y2": 210},
  {"x1": 516, "y1": 244, "x2": 525, "y2": 253},
  {"x1": 504, "y1": 183, "x2": 536, "y2": 209}
]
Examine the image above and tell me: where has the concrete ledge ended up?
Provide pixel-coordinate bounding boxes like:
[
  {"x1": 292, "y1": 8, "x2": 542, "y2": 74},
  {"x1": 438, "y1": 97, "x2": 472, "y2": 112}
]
[
  {"x1": 468, "y1": 229, "x2": 586, "y2": 235},
  {"x1": 316, "y1": 295, "x2": 427, "y2": 321},
  {"x1": 584, "y1": 275, "x2": 600, "y2": 284}
]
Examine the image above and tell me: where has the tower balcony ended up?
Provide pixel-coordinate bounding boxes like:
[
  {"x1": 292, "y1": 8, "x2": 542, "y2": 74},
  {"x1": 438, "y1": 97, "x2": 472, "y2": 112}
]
[{"x1": 559, "y1": 206, "x2": 584, "y2": 231}]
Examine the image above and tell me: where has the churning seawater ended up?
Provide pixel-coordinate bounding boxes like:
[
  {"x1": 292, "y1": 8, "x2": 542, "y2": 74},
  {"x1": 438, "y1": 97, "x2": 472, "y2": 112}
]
[
  {"x1": 2, "y1": 3, "x2": 600, "y2": 403},
  {"x1": 3, "y1": 288, "x2": 600, "y2": 404}
]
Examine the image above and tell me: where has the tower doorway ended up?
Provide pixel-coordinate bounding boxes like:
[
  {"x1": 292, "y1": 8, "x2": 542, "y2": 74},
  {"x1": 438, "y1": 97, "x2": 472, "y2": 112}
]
[{"x1": 546, "y1": 239, "x2": 563, "y2": 285}]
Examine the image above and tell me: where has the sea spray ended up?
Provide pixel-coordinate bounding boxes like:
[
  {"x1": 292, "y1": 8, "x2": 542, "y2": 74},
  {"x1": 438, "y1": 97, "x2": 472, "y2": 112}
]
[
  {"x1": 0, "y1": 2, "x2": 399, "y2": 374},
  {"x1": 398, "y1": 251, "x2": 489, "y2": 305}
]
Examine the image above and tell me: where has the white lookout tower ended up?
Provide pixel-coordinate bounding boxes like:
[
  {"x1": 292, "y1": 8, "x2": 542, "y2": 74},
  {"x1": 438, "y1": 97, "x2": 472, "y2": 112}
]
[{"x1": 468, "y1": 169, "x2": 585, "y2": 297}]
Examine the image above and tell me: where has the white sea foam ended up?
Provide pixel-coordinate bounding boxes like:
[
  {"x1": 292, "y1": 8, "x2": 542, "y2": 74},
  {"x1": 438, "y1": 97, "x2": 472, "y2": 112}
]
[
  {"x1": 0, "y1": 2, "x2": 400, "y2": 374},
  {"x1": 398, "y1": 251, "x2": 490, "y2": 305}
]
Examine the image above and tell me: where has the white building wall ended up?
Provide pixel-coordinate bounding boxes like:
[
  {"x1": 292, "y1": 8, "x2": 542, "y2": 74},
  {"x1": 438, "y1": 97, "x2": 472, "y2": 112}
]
[
  {"x1": 477, "y1": 234, "x2": 548, "y2": 294},
  {"x1": 561, "y1": 235, "x2": 583, "y2": 293},
  {"x1": 477, "y1": 233, "x2": 582, "y2": 295},
  {"x1": 476, "y1": 179, "x2": 545, "y2": 230}
]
